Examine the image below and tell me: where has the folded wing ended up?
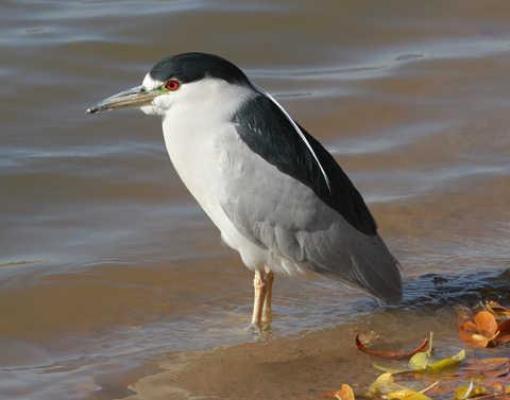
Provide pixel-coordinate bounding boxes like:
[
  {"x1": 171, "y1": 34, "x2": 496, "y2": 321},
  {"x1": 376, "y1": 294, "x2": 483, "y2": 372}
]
[{"x1": 223, "y1": 93, "x2": 402, "y2": 302}]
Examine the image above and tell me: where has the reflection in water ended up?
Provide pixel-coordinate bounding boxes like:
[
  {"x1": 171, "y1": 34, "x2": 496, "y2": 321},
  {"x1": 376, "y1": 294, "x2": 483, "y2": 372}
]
[{"x1": 1, "y1": 0, "x2": 510, "y2": 399}]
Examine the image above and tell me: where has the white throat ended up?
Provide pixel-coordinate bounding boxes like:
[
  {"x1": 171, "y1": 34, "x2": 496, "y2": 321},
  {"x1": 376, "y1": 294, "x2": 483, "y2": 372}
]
[{"x1": 157, "y1": 78, "x2": 255, "y2": 252}]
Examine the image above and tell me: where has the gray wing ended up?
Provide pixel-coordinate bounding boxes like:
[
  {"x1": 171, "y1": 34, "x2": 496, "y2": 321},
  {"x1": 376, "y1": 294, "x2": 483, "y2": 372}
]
[{"x1": 221, "y1": 93, "x2": 402, "y2": 303}]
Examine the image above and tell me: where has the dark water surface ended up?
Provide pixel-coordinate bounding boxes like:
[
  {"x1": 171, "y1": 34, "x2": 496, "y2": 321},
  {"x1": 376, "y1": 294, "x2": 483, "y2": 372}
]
[{"x1": 1, "y1": 1, "x2": 510, "y2": 399}]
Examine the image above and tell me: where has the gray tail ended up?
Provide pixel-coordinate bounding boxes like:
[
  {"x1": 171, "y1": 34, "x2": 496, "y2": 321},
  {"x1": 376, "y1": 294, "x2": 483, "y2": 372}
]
[{"x1": 349, "y1": 237, "x2": 402, "y2": 304}]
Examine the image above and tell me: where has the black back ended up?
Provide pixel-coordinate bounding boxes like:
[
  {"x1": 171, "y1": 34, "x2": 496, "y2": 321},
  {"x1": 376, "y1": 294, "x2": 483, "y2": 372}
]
[
  {"x1": 233, "y1": 94, "x2": 378, "y2": 236},
  {"x1": 150, "y1": 52, "x2": 252, "y2": 86}
]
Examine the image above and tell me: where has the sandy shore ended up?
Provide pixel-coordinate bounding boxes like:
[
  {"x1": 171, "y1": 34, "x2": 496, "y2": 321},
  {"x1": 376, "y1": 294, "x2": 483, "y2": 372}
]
[
  {"x1": 117, "y1": 269, "x2": 510, "y2": 400},
  {"x1": 118, "y1": 309, "x2": 458, "y2": 400}
]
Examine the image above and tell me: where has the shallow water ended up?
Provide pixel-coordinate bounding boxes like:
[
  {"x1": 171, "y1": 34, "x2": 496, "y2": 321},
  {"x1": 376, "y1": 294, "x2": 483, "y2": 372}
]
[{"x1": 1, "y1": 1, "x2": 510, "y2": 399}]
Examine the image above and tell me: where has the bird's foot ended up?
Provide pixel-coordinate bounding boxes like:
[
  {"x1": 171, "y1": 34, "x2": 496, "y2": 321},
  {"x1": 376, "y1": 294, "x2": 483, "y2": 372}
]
[
  {"x1": 260, "y1": 316, "x2": 272, "y2": 333},
  {"x1": 246, "y1": 322, "x2": 272, "y2": 336},
  {"x1": 246, "y1": 322, "x2": 261, "y2": 334},
  {"x1": 260, "y1": 322, "x2": 272, "y2": 335}
]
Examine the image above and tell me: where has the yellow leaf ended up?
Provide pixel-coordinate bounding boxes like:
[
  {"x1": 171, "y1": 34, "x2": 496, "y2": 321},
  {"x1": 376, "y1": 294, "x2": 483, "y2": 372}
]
[
  {"x1": 454, "y1": 381, "x2": 474, "y2": 400},
  {"x1": 367, "y1": 373, "x2": 399, "y2": 397},
  {"x1": 367, "y1": 373, "x2": 432, "y2": 400},
  {"x1": 427, "y1": 349, "x2": 465, "y2": 372},
  {"x1": 409, "y1": 351, "x2": 429, "y2": 371},
  {"x1": 454, "y1": 381, "x2": 487, "y2": 400},
  {"x1": 387, "y1": 388, "x2": 432, "y2": 400}
]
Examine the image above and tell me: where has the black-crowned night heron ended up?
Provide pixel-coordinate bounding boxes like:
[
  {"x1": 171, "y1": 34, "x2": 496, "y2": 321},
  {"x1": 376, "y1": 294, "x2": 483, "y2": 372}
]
[{"x1": 87, "y1": 52, "x2": 402, "y2": 331}]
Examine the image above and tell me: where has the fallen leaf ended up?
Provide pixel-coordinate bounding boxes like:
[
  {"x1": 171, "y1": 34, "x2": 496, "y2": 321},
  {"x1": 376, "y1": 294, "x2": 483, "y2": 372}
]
[
  {"x1": 494, "y1": 320, "x2": 510, "y2": 346},
  {"x1": 495, "y1": 334, "x2": 510, "y2": 345},
  {"x1": 355, "y1": 334, "x2": 429, "y2": 360},
  {"x1": 485, "y1": 301, "x2": 510, "y2": 319},
  {"x1": 474, "y1": 311, "x2": 499, "y2": 337},
  {"x1": 367, "y1": 373, "x2": 399, "y2": 397},
  {"x1": 334, "y1": 384, "x2": 355, "y2": 400},
  {"x1": 458, "y1": 310, "x2": 500, "y2": 348},
  {"x1": 409, "y1": 351, "x2": 429, "y2": 371},
  {"x1": 408, "y1": 348, "x2": 464, "y2": 373},
  {"x1": 426, "y1": 349, "x2": 465, "y2": 372},
  {"x1": 454, "y1": 381, "x2": 483, "y2": 400},
  {"x1": 387, "y1": 388, "x2": 432, "y2": 400},
  {"x1": 453, "y1": 380, "x2": 510, "y2": 400},
  {"x1": 367, "y1": 372, "x2": 433, "y2": 400},
  {"x1": 343, "y1": 303, "x2": 510, "y2": 400}
]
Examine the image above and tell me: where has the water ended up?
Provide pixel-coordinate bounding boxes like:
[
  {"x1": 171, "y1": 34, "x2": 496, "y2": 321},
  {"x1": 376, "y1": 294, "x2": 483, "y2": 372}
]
[{"x1": 1, "y1": 1, "x2": 510, "y2": 399}]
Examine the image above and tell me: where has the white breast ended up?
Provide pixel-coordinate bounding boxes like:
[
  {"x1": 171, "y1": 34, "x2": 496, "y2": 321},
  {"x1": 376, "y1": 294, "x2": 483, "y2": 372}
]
[{"x1": 161, "y1": 79, "x2": 267, "y2": 268}]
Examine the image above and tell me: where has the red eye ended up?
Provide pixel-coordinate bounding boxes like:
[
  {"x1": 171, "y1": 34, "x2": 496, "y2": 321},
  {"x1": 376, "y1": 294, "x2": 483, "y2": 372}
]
[{"x1": 165, "y1": 79, "x2": 180, "y2": 91}]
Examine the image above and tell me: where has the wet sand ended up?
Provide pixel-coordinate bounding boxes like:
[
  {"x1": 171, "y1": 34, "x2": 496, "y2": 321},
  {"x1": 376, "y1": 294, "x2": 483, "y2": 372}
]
[
  {"x1": 116, "y1": 305, "x2": 498, "y2": 400},
  {"x1": 2, "y1": 1, "x2": 510, "y2": 399}
]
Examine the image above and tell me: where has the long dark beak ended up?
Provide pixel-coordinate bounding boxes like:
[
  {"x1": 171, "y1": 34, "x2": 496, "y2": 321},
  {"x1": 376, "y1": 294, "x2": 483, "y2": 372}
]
[{"x1": 86, "y1": 85, "x2": 159, "y2": 114}]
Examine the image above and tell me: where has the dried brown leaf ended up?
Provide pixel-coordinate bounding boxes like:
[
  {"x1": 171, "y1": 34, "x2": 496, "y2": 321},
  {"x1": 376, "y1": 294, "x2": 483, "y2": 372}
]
[
  {"x1": 497, "y1": 320, "x2": 510, "y2": 336},
  {"x1": 495, "y1": 334, "x2": 510, "y2": 345},
  {"x1": 355, "y1": 334, "x2": 429, "y2": 360}
]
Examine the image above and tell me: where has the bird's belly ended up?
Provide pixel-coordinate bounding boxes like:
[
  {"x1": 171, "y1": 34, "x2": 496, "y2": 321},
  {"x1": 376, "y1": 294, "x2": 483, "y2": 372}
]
[{"x1": 162, "y1": 121, "x2": 267, "y2": 269}]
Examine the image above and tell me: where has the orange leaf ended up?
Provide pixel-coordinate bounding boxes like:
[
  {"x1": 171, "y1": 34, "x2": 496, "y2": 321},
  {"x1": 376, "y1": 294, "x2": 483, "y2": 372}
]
[
  {"x1": 355, "y1": 333, "x2": 429, "y2": 360},
  {"x1": 474, "y1": 311, "x2": 498, "y2": 337},
  {"x1": 334, "y1": 384, "x2": 355, "y2": 400},
  {"x1": 458, "y1": 310, "x2": 501, "y2": 348},
  {"x1": 469, "y1": 333, "x2": 491, "y2": 348},
  {"x1": 458, "y1": 325, "x2": 490, "y2": 348},
  {"x1": 460, "y1": 320, "x2": 479, "y2": 334},
  {"x1": 458, "y1": 321, "x2": 489, "y2": 348}
]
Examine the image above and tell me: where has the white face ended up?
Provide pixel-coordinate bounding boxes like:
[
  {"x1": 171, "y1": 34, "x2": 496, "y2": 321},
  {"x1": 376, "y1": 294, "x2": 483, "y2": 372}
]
[
  {"x1": 139, "y1": 73, "x2": 254, "y2": 118},
  {"x1": 140, "y1": 74, "x2": 165, "y2": 115}
]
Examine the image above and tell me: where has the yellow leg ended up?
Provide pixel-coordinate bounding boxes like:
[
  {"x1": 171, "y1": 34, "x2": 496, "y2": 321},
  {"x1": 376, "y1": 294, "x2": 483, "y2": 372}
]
[
  {"x1": 261, "y1": 270, "x2": 274, "y2": 330},
  {"x1": 250, "y1": 270, "x2": 267, "y2": 329}
]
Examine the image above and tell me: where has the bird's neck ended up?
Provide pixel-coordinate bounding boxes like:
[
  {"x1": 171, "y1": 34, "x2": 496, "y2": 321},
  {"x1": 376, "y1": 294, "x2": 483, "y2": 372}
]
[
  {"x1": 164, "y1": 82, "x2": 254, "y2": 129},
  {"x1": 160, "y1": 82, "x2": 254, "y2": 191}
]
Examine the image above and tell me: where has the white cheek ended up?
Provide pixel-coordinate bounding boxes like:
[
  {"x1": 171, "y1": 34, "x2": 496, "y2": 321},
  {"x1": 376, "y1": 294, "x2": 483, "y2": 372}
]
[
  {"x1": 153, "y1": 94, "x2": 173, "y2": 109},
  {"x1": 140, "y1": 94, "x2": 173, "y2": 116},
  {"x1": 140, "y1": 105, "x2": 157, "y2": 115}
]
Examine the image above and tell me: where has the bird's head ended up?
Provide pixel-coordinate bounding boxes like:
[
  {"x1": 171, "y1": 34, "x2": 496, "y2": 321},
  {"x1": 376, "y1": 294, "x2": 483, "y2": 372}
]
[{"x1": 87, "y1": 52, "x2": 254, "y2": 116}]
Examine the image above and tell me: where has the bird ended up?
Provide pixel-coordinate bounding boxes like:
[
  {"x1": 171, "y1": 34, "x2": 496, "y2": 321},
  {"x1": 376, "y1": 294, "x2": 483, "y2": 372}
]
[{"x1": 87, "y1": 52, "x2": 402, "y2": 331}]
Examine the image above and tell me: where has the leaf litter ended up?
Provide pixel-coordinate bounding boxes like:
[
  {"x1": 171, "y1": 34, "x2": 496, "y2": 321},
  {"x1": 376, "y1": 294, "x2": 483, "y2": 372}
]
[
  {"x1": 327, "y1": 302, "x2": 510, "y2": 400},
  {"x1": 457, "y1": 302, "x2": 510, "y2": 348}
]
